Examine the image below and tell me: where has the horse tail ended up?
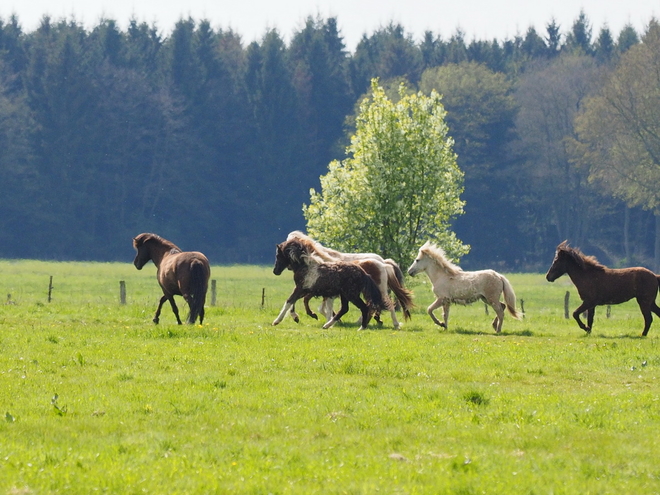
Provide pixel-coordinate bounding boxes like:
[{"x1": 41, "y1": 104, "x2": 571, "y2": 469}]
[
  {"x1": 386, "y1": 259, "x2": 405, "y2": 286},
  {"x1": 187, "y1": 259, "x2": 209, "y2": 324},
  {"x1": 501, "y1": 275, "x2": 523, "y2": 320},
  {"x1": 386, "y1": 269, "x2": 414, "y2": 320},
  {"x1": 362, "y1": 271, "x2": 392, "y2": 313}
]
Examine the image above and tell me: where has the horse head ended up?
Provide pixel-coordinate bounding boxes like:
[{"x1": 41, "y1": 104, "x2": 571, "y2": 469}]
[
  {"x1": 133, "y1": 234, "x2": 154, "y2": 270},
  {"x1": 408, "y1": 242, "x2": 432, "y2": 276},
  {"x1": 273, "y1": 243, "x2": 291, "y2": 275},
  {"x1": 546, "y1": 241, "x2": 582, "y2": 281}
]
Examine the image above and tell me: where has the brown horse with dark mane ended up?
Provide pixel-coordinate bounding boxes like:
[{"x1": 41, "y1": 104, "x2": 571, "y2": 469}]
[
  {"x1": 272, "y1": 238, "x2": 391, "y2": 330},
  {"x1": 546, "y1": 241, "x2": 660, "y2": 336},
  {"x1": 133, "y1": 233, "x2": 210, "y2": 325}
]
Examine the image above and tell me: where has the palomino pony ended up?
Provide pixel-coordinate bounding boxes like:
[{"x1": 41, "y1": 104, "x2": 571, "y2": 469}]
[
  {"x1": 272, "y1": 238, "x2": 391, "y2": 330},
  {"x1": 286, "y1": 231, "x2": 413, "y2": 327},
  {"x1": 408, "y1": 241, "x2": 522, "y2": 332},
  {"x1": 546, "y1": 241, "x2": 660, "y2": 336},
  {"x1": 133, "y1": 233, "x2": 210, "y2": 325}
]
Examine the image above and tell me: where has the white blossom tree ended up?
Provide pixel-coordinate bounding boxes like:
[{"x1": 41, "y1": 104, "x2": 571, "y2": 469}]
[{"x1": 303, "y1": 79, "x2": 467, "y2": 266}]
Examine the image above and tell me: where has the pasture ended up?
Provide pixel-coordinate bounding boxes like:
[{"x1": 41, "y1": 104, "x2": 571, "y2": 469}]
[{"x1": 0, "y1": 260, "x2": 659, "y2": 493}]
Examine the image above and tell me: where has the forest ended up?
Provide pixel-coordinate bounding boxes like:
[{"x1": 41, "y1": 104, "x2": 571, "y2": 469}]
[{"x1": 0, "y1": 10, "x2": 657, "y2": 270}]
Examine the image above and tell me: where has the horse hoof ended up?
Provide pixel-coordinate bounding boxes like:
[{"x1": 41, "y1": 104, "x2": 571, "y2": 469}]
[
  {"x1": 293, "y1": 316, "x2": 300, "y2": 323},
  {"x1": 272, "y1": 320, "x2": 280, "y2": 326},
  {"x1": 153, "y1": 318, "x2": 159, "y2": 324},
  {"x1": 311, "y1": 314, "x2": 318, "y2": 320}
]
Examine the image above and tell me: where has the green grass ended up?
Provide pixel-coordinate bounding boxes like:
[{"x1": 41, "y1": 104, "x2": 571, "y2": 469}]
[{"x1": 0, "y1": 261, "x2": 659, "y2": 493}]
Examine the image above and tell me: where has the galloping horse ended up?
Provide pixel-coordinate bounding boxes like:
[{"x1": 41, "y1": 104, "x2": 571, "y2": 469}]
[
  {"x1": 408, "y1": 241, "x2": 522, "y2": 332},
  {"x1": 286, "y1": 231, "x2": 413, "y2": 327},
  {"x1": 272, "y1": 238, "x2": 390, "y2": 330},
  {"x1": 133, "y1": 233, "x2": 210, "y2": 325},
  {"x1": 546, "y1": 241, "x2": 660, "y2": 336}
]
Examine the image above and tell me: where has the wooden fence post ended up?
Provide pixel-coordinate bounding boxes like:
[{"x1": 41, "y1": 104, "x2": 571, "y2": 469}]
[
  {"x1": 211, "y1": 280, "x2": 217, "y2": 306},
  {"x1": 261, "y1": 288, "x2": 266, "y2": 308},
  {"x1": 48, "y1": 276, "x2": 53, "y2": 303},
  {"x1": 564, "y1": 291, "x2": 570, "y2": 319},
  {"x1": 520, "y1": 298, "x2": 525, "y2": 317},
  {"x1": 119, "y1": 281, "x2": 126, "y2": 305}
]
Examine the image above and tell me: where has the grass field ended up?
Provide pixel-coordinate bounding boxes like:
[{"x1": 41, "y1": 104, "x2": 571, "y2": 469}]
[{"x1": 0, "y1": 260, "x2": 659, "y2": 494}]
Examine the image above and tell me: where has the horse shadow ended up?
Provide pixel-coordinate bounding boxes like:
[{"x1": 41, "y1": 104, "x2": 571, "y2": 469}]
[{"x1": 453, "y1": 327, "x2": 535, "y2": 337}]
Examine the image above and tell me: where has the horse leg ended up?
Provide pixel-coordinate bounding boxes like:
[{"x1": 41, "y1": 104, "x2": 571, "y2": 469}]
[
  {"x1": 442, "y1": 302, "x2": 450, "y2": 330},
  {"x1": 273, "y1": 288, "x2": 304, "y2": 326},
  {"x1": 389, "y1": 300, "x2": 401, "y2": 330},
  {"x1": 637, "y1": 299, "x2": 654, "y2": 336},
  {"x1": 323, "y1": 296, "x2": 350, "y2": 329},
  {"x1": 572, "y1": 302, "x2": 593, "y2": 333},
  {"x1": 303, "y1": 295, "x2": 318, "y2": 320},
  {"x1": 491, "y1": 301, "x2": 505, "y2": 333},
  {"x1": 288, "y1": 302, "x2": 301, "y2": 323},
  {"x1": 356, "y1": 297, "x2": 372, "y2": 330},
  {"x1": 321, "y1": 298, "x2": 335, "y2": 321},
  {"x1": 199, "y1": 306, "x2": 205, "y2": 324},
  {"x1": 427, "y1": 299, "x2": 446, "y2": 327},
  {"x1": 153, "y1": 295, "x2": 168, "y2": 324},
  {"x1": 168, "y1": 297, "x2": 183, "y2": 325}
]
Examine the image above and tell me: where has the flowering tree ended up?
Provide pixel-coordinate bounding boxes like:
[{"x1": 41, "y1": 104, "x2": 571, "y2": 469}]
[{"x1": 303, "y1": 79, "x2": 467, "y2": 266}]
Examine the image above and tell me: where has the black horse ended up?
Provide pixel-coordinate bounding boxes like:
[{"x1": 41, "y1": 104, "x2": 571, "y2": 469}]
[
  {"x1": 272, "y1": 238, "x2": 390, "y2": 330},
  {"x1": 546, "y1": 241, "x2": 660, "y2": 336}
]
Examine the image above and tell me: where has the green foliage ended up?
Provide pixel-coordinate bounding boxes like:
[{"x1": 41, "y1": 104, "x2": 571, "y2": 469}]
[
  {"x1": 304, "y1": 80, "x2": 467, "y2": 266},
  {"x1": 577, "y1": 21, "x2": 660, "y2": 213},
  {"x1": 0, "y1": 261, "x2": 659, "y2": 493}
]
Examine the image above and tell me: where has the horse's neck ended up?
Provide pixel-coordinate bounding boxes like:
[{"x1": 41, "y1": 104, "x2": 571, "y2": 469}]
[
  {"x1": 425, "y1": 261, "x2": 451, "y2": 285},
  {"x1": 149, "y1": 246, "x2": 177, "y2": 268},
  {"x1": 565, "y1": 263, "x2": 595, "y2": 287}
]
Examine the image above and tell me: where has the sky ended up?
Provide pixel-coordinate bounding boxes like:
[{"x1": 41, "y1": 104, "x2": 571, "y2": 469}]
[{"x1": 2, "y1": 0, "x2": 657, "y2": 51}]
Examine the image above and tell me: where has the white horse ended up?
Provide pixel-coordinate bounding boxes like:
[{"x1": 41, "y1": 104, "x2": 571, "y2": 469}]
[
  {"x1": 407, "y1": 241, "x2": 522, "y2": 333},
  {"x1": 286, "y1": 231, "x2": 414, "y2": 328}
]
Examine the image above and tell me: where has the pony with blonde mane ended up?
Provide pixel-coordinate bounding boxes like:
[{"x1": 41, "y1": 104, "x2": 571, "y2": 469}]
[
  {"x1": 408, "y1": 241, "x2": 522, "y2": 332},
  {"x1": 286, "y1": 231, "x2": 414, "y2": 328},
  {"x1": 272, "y1": 238, "x2": 390, "y2": 330}
]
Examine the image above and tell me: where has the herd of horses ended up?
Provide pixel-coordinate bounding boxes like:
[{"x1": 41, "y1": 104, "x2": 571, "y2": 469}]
[{"x1": 132, "y1": 233, "x2": 660, "y2": 337}]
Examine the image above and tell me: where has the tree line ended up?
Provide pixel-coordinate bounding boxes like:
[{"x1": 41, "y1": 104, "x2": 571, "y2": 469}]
[{"x1": 0, "y1": 11, "x2": 656, "y2": 270}]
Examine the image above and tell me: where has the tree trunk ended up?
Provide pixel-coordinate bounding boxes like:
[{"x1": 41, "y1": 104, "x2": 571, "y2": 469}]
[
  {"x1": 655, "y1": 213, "x2": 660, "y2": 272},
  {"x1": 624, "y1": 206, "x2": 630, "y2": 263}
]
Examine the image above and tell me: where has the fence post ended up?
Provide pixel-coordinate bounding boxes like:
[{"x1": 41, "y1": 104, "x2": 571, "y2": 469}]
[
  {"x1": 211, "y1": 280, "x2": 217, "y2": 306},
  {"x1": 520, "y1": 298, "x2": 525, "y2": 317},
  {"x1": 119, "y1": 281, "x2": 126, "y2": 305},
  {"x1": 48, "y1": 276, "x2": 53, "y2": 303},
  {"x1": 564, "y1": 291, "x2": 570, "y2": 319},
  {"x1": 607, "y1": 305, "x2": 611, "y2": 318},
  {"x1": 261, "y1": 288, "x2": 266, "y2": 308}
]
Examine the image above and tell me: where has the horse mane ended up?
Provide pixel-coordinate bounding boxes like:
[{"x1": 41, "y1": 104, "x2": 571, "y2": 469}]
[
  {"x1": 287, "y1": 231, "x2": 340, "y2": 261},
  {"x1": 133, "y1": 233, "x2": 182, "y2": 253},
  {"x1": 557, "y1": 241, "x2": 605, "y2": 271},
  {"x1": 419, "y1": 241, "x2": 462, "y2": 276},
  {"x1": 282, "y1": 237, "x2": 325, "y2": 265}
]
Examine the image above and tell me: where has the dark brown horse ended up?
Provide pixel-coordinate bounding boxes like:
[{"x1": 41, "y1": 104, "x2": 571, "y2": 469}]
[
  {"x1": 272, "y1": 238, "x2": 391, "y2": 330},
  {"x1": 546, "y1": 241, "x2": 660, "y2": 336},
  {"x1": 133, "y1": 233, "x2": 210, "y2": 325}
]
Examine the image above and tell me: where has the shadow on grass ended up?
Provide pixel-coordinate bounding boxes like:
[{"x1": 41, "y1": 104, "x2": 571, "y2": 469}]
[{"x1": 453, "y1": 327, "x2": 536, "y2": 337}]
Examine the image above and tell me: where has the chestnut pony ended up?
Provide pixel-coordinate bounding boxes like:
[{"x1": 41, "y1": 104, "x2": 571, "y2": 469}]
[
  {"x1": 133, "y1": 233, "x2": 210, "y2": 324},
  {"x1": 546, "y1": 241, "x2": 660, "y2": 336}
]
